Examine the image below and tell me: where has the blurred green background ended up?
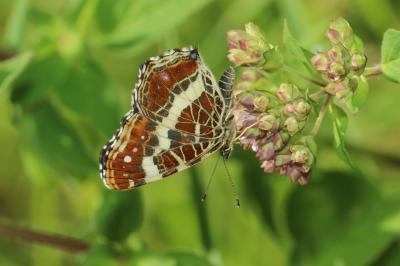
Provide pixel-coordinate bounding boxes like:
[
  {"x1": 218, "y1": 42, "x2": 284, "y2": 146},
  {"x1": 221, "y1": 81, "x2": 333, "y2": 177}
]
[{"x1": 1, "y1": 0, "x2": 400, "y2": 265}]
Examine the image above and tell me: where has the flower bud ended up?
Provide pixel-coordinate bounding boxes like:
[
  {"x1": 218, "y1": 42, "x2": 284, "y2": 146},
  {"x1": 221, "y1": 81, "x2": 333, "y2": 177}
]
[
  {"x1": 261, "y1": 160, "x2": 275, "y2": 173},
  {"x1": 238, "y1": 92, "x2": 255, "y2": 109},
  {"x1": 351, "y1": 53, "x2": 367, "y2": 74},
  {"x1": 272, "y1": 132, "x2": 290, "y2": 151},
  {"x1": 283, "y1": 103, "x2": 296, "y2": 116},
  {"x1": 276, "y1": 83, "x2": 299, "y2": 103},
  {"x1": 256, "y1": 142, "x2": 275, "y2": 161},
  {"x1": 326, "y1": 18, "x2": 354, "y2": 49},
  {"x1": 275, "y1": 154, "x2": 291, "y2": 166},
  {"x1": 254, "y1": 96, "x2": 269, "y2": 112},
  {"x1": 311, "y1": 52, "x2": 329, "y2": 72},
  {"x1": 258, "y1": 114, "x2": 277, "y2": 131},
  {"x1": 284, "y1": 117, "x2": 299, "y2": 136},
  {"x1": 294, "y1": 101, "x2": 311, "y2": 117},
  {"x1": 327, "y1": 62, "x2": 346, "y2": 80},
  {"x1": 241, "y1": 69, "x2": 260, "y2": 82},
  {"x1": 290, "y1": 145, "x2": 311, "y2": 164}
]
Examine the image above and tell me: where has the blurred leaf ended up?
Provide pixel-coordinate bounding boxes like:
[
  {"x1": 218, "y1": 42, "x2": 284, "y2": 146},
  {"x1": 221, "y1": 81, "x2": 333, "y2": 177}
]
[
  {"x1": 132, "y1": 251, "x2": 213, "y2": 266},
  {"x1": 3, "y1": 0, "x2": 29, "y2": 49},
  {"x1": 329, "y1": 103, "x2": 355, "y2": 168},
  {"x1": 102, "y1": 0, "x2": 212, "y2": 54},
  {"x1": 234, "y1": 149, "x2": 277, "y2": 235},
  {"x1": 0, "y1": 52, "x2": 32, "y2": 94},
  {"x1": 381, "y1": 29, "x2": 400, "y2": 83},
  {"x1": 10, "y1": 54, "x2": 69, "y2": 104},
  {"x1": 95, "y1": 0, "x2": 133, "y2": 33},
  {"x1": 95, "y1": 190, "x2": 143, "y2": 243},
  {"x1": 282, "y1": 21, "x2": 322, "y2": 85},
  {"x1": 287, "y1": 171, "x2": 400, "y2": 266},
  {"x1": 18, "y1": 102, "x2": 95, "y2": 177},
  {"x1": 84, "y1": 242, "x2": 119, "y2": 266},
  {"x1": 351, "y1": 76, "x2": 369, "y2": 111},
  {"x1": 371, "y1": 241, "x2": 400, "y2": 266}
]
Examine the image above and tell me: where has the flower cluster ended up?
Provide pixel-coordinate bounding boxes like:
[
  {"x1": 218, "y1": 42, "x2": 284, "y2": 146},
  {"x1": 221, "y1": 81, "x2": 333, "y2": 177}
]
[
  {"x1": 233, "y1": 71, "x2": 314, "y2": 184},
  {"x1": 311, "y1": 18, "x2": 367, "y2": 103},
  {"x1": 227, "y1": 22, "x2": 268, "y2": 66}
]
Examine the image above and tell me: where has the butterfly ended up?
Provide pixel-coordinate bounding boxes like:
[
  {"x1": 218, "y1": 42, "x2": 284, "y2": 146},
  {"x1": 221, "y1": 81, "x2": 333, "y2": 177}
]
[{"x1": 99, "y1": 47, "x2": 236, "y2": 190}]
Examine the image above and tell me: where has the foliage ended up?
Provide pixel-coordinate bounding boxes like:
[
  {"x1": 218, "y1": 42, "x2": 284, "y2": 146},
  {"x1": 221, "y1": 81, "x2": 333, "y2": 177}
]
[{"x1": 0, "y1": 1, "x2": 400, "y2": 266}]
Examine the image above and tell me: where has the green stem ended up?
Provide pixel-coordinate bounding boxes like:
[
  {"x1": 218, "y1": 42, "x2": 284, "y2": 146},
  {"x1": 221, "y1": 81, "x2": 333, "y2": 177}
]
[
  {"x1": 310, "y1": 95, "x2": 332, "y2": 135},
  {"x1": 363, "y1": 65, "x2": 383, "y2": 78}
]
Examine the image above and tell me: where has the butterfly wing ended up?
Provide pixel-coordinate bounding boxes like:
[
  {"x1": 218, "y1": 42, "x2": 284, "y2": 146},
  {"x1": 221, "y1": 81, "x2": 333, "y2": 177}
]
[
  {"x1": 99, "y1": 111, "x2": 221, "y2": 190},
  {"x1": 99, "y1": 47, "x2": 232, "y2": 190}
]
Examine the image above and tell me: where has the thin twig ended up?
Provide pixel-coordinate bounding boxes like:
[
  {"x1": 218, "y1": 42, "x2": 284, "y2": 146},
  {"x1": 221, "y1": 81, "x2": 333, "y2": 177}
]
[
  {"x1": 0, "y1": 221, "x2": 89, "y2": 253},
  {"x1": 310, "y1": 95, "x2": 332, "y2": 135}
]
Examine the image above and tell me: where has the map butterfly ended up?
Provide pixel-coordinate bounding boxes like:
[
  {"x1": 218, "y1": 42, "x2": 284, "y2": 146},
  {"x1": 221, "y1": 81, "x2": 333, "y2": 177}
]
[{"x1": 99, "y1": 47, "x2": 235, "y2": 190}]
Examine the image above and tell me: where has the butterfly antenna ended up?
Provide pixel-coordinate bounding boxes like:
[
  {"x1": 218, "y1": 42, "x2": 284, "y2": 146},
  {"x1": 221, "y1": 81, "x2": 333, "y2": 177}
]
[
  {"x1": 201, "y1": 155, "x2": 221, "y2": 202},
  {"x1": 223, "y1": 158, "x2": 240, "y2": 208}
]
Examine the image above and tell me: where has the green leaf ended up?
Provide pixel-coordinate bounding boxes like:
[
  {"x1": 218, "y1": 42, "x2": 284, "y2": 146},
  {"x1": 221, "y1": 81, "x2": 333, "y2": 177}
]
[
  {"x1": 287, "y1": 171, "x2": 400, "y2": 266},
  {"x1": 352, "y1": 76, "x2": 369, "y2": 111},
  {"x1": 381, "y1": 29, "x2": 400, "y2": 83},
  {"x1": 95, "y1": 190, "x2": 143, "y2": 243},
  {"x1": 3, "y1": 0, "x2": 29, "y2": 49},
  {"x1": 0, "y1": 52, "x2": 32, "y2": 94},
  {"x1": 132, "y1": 252, "x2": 213, "y2": 266},
  {"x1": 101, "y1": 0, "x2": 212, "y2": 54},
  {"x1": 18, "y1": 102, "x2": 95, "y2": 177},
  {"x1": 329, "y1": 103, "x2": 355, "y2": 168},
  {"x1": 282, "y1": 21, "x2": 322, "y2": 84}
]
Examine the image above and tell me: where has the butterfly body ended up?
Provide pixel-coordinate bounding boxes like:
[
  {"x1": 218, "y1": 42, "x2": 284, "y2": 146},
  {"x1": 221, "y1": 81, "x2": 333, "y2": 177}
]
[{"x1": 99, "y1": 47, "x2": 235, "y2": 190}]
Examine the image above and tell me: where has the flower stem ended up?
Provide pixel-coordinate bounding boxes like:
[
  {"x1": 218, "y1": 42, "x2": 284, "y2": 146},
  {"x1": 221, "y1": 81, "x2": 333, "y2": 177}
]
[
  {"x1": 364, "y1": 65, "x2": 383, "y2": 78},
  {"x1": 311, "y1": 95, "x2": 332, "y2": 135}
]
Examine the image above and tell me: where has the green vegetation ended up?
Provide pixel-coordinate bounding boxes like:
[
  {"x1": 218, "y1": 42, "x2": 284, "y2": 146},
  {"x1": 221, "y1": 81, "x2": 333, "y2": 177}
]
[{"x1": 1, "y1": 1, "x2": 400, "y2": 265}]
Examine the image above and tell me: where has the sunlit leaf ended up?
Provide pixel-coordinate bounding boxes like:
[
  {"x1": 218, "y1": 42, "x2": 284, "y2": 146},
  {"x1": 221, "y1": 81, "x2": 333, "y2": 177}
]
[
  {"x1": 328, "y1": 103, "x2": 355, "y2": 168},
  {"x1": 381, "y1": 29, "x2": 400, "y2": 83},
  {"x1": 95, "y1": 190, "x2": 143, "y2": 243}
]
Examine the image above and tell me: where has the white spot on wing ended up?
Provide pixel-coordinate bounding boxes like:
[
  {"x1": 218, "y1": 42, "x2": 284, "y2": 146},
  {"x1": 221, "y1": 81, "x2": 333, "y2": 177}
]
[{"x1": 124, "y1": 155, "x2": 132, "y2": 163}]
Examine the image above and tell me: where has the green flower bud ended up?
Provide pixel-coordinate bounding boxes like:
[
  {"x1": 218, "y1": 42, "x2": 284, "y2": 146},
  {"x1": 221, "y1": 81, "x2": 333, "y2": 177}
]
[
  {"x1": 290, "y1": 145, "x2": 311, "y2": 164},
  {"x1": 277, "y1": 83, "x2": 299, "y2": 103},
  {"x1": 284, "y1": 117, "x2": 299, "y2": 136},
  {"x1": 254, "y1": 96, "x2": 269, "y2": 112},
  {"x1": 295, "y1": 101, "x2": 311, "y2": 117},
  {"x1": 351, "y1": 53, "x2": 367, "y2": 74},
  {"x1": 275, "y1": 154, "x2": 291, "y2": 167},
  {"x1": 258, "y1": 114, "x2": 277, "y2": 131},
  {"x1": 327, "y1": 62, "x2": 346, "y2": 80},
  {"x1": 327, "y1": 18, "x2": 354, "y2": 49}
]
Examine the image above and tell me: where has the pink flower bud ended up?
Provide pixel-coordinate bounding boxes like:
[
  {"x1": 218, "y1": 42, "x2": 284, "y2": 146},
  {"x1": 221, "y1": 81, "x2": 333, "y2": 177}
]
[
  {"x1": 254, "y1": 96, "x2": 269, "y2": 112},
  {"x1": 261, "y1": 160, "x2": 275, "y2": 173},
  {"x1": 311, "y1": 52, "x2": 329, "y2": 72},
  {"x1": 351, "y1": 53, "x2": 367, "y2": 74}
]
